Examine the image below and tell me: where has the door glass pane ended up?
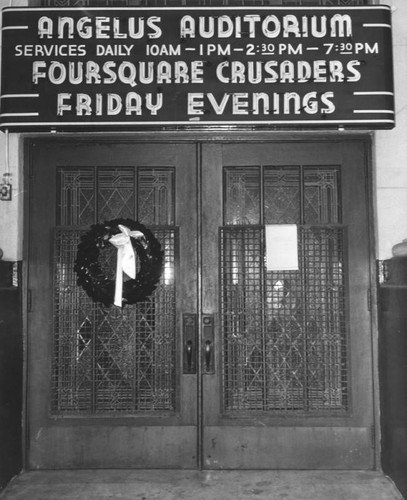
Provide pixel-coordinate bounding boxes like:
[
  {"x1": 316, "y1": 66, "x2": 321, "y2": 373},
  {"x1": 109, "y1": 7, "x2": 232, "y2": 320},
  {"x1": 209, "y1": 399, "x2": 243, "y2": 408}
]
[
  {"x1": 57, "y1": 168, "x2": 95, "y2": 226},
  {"x1": 224, "y1": 167, "x2": 260, "y2": 225},
  {"x1": 98, "y1": 168, "x2": 135, "y2": 221},
  {"x1": 264, "y1": 167, "x2": 300, "y2": 224},
  {"x1": 221, "y1": 165, "x2": 348, "y2": 414},
  {"x1": 138, "y1": 168, "x2": 175, "y2": 225},
  {"x1": 304, "y1": 168, "x2": 341, "y2": 224},
  {"x1": 52, "y1": 167, "x2": 176, "y2": 415}
]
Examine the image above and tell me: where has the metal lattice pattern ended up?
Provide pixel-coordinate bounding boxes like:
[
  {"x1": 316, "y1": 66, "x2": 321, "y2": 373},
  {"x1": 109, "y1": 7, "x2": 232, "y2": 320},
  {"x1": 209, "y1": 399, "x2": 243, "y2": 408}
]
[
  {"x1": 138, "y1": 168, "x2": 175, "y2": 226},
  {"x1": 58, "y1": 167, "x2": 175, "y2": 226},
  {"x1": 221, "y1": 226, "x2": 347, "y2": 413},
  {"x1": 221, "y1": 164, "x2": 347, "y2": 414},
  {"x1": 264, "y1": 168, "x2": 300, "y2": 224},
  {"x1": 52, "y1": 227, "x2": 176, "y2": 414},
  {"x1": 98, "y1": 168, "x2": 135, "y2": 221},
  {"x1": 57, "y1": 169, "x2": 95, "y2": 226},
  {"x1": 57, "y1": 167, "x2": 137, "y2": 225},
  {"x1": 221, "y1": 227, "x2": 265, "y2": 411},
  {"x1": 226, "y1": 166, "x2": 341, "y2": 227},
  {"x1": 301, "y1": 227, "x2": 347, "y2": 409},
  {"x1": 224, "y1": 168, "x2": 260, "y2": 225},
  {"x1": 303, "y1": 169, "x2": 340, "y2": 224},
  {"x1": 53, "y1": 166, "x2": 176, "y2": 415}
]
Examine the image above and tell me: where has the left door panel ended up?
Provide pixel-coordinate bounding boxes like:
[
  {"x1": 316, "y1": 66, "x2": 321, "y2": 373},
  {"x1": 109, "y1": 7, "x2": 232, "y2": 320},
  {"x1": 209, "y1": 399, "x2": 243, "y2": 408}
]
[{"x1": 27, "y1": 140, "x2": 197, "y2": 469}]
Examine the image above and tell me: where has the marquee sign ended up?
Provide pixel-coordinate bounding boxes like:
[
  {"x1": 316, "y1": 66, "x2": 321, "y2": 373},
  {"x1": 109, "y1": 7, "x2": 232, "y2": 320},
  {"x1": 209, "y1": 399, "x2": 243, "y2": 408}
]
[{"x1": 0, "y1": 6, "x2": 395, "y2": 130}]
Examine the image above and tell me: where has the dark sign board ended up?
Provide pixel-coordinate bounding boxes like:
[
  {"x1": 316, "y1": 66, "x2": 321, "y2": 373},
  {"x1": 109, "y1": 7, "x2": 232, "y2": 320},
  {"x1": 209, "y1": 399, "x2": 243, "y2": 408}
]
[{"x1": 0, "y1": 6, "x2": 395, "y2": 130}]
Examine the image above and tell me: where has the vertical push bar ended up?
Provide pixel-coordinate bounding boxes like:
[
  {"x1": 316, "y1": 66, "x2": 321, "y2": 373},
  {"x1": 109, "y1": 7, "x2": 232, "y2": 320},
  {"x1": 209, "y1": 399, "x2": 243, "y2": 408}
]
[
  {"x1": 183, "y1": 313, "x2": 197, "y2": 374},
  {"x1": 202, "y1": 314, "x2": 215, "y2": 374}
]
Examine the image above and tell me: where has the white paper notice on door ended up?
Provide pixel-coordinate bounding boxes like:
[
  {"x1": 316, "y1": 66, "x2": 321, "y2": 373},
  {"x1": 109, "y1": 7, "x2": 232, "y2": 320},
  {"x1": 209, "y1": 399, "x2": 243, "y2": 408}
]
[{"x1": 265, "y1": 224, "x2": 299, "y2": 271}]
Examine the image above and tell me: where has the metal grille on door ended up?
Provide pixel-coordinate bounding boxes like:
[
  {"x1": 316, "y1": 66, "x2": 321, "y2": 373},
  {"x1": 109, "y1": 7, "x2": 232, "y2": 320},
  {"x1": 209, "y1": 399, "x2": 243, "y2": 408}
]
[
  {"x1": 220, "y1": 166, "x2": 348, "y2": 414},
  {"x1": 52, "y1": 167, "x2": 177, "y2": 414}
]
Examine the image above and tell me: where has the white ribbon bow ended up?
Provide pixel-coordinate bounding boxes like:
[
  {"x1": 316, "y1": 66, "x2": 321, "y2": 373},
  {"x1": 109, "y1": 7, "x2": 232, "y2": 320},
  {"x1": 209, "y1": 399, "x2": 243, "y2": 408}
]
[{"x1": 109, "y1": 224, "x2": 144, "y2": 307}]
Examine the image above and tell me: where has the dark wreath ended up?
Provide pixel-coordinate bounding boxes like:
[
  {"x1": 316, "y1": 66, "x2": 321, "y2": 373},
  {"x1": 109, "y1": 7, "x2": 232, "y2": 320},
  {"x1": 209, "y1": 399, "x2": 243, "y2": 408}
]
[{"x1": 74, "y1": 218, "x2": 164, "y2": 307}]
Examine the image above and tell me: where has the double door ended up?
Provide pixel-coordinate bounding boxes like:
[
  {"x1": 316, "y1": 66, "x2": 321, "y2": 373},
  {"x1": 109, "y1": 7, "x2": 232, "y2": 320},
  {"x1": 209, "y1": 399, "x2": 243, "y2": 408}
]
[{"x1": 27, "y1": 138, "x2": 375, "y2": 469}]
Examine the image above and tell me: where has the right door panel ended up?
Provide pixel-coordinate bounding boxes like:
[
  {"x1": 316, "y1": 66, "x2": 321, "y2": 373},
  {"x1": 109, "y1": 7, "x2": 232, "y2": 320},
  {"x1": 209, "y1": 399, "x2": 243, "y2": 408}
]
[{"x1": 202, "y1": 140, "x2": 375, "y2": 469}]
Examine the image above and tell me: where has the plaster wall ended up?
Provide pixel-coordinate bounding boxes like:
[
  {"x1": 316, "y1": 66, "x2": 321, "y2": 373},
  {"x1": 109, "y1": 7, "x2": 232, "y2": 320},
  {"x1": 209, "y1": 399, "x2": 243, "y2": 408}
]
[
  {"x1": 376, "y1": 0, "x2": 407, "y2": 260},
  {"x1": 0, "y1": 0, "x2": 405, "y2": 261}
]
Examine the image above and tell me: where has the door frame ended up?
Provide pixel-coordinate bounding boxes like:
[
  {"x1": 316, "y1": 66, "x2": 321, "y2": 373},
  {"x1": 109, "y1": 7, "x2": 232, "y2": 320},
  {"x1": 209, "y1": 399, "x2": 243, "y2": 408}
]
[{"x1": 22, "y1": 131, "x2": 379, "y2": 470}]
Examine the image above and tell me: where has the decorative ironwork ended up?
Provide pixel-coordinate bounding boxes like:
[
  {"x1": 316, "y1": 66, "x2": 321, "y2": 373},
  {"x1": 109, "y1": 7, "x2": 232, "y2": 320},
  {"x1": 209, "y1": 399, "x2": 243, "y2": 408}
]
[
  {"x1": 221, "y1": 166, "x2": 348, "y2": 414},
  {"x1": 98, "y1": 169, "x2": 135, "y2": 222},
  {"x1": 264, "y1": 167, "x2": 300, "y2": 224},
  {"x1": 52, "y1": 167, "x2": 176, "y2": 415},
  {"x1": 300, "y1": 227, "x2": 347, "y2": 410},
  {"x1": 224, "y1": 168, "x2": 260, "y2": 225},
  {"x1": 303, "y1": 168, "x2": 340, "y2": 224},
  {"x1": 57, "y1": 169, "x2": 95, "y2": 226},
  {"x1": 225, "y1": 166, "x2": 341, "y2": 227},
  {"x1": 221, "y1": 226, "x2": 265, "y2": 411},
  {"x1": 138, "y1": 169, "x2": 175, "y2": 226}
]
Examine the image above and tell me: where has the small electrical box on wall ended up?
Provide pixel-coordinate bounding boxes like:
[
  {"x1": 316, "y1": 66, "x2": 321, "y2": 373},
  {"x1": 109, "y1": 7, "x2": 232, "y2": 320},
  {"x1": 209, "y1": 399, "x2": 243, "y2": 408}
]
[{"x1": 0, "y1": 173, "x2": 12, "y2": 201}]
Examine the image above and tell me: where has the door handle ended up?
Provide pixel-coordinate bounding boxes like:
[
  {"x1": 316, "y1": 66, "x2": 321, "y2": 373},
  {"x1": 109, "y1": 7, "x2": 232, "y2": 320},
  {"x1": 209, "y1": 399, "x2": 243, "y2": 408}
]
[
  {"x1": 202, "y1": 314, "x2": 215, "y2": 374},
  {"x1": 186, "y1": 340, "x2": 193, "y2": 370},
  {"x1": 183, "y1": 314, "x2": 197, "y2": 374},
  {"x1": 205, "y1": 340, "x2": 212, "y2": 372}
]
